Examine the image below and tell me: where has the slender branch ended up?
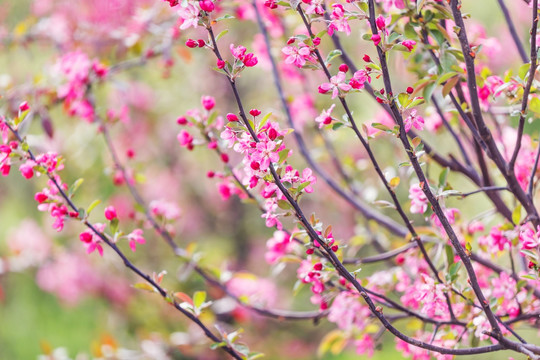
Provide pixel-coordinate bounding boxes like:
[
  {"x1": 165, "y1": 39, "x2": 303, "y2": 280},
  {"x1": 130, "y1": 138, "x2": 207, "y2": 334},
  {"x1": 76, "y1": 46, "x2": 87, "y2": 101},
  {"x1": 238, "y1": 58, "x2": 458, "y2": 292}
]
[
  {"x1": 509, "y1": 0, "x2": 538, "y2": 180},
  {"x1": 4, "y1": 121, "x2": 244, "y2": 360},
  {"x1": 529, "y1": 139, "x2": 540, "y2": 197},
  {"x1": 369, "y1": 0, "x2": 504, "y2": 337},
  {"x1": 497, "y1": 0, "x2": 528, "y2": 63},
  {"x1": 204, "y1": 17, "x2": 516, "y2": 357},
  {"x1": 450, "y1": 0, "x2": 539, "y2": 227}
]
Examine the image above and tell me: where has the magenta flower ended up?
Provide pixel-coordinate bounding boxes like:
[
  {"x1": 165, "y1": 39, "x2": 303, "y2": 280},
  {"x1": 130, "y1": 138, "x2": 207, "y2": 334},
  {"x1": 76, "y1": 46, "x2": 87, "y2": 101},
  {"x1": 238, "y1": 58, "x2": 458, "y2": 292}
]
[
  {"x1": 178, "y1": 3, "x2": 200, "y2": 30},
  {"x1": 318, "y1": 71, "x2": 351, "y2": 99},
  {"x1": 403, "y1": 109, "x2": 424, "y2": 132},
  {"x1": 104, "y1": 206, "x2": 118, "y2": 221},
  {"x1": 282, "y1": 44, "x2": 312, "y2": 68},
  {"x1": 127, "y1": 229, "x2": 145, "y2": 252},
  {"x1": 315, "y1": 104, "x2": 336, "y2": 128},
  {"x1": 408, "y1": 183, "x2": 428, "y2": 214},
  {"x1": 402, "y1": 39, "x2": 417, "y2": 52}
]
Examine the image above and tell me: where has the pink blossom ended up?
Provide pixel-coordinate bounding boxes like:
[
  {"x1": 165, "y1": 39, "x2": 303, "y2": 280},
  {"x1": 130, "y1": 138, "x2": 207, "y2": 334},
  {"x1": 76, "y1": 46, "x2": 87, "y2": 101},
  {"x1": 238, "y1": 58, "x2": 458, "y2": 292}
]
[
  {"x1": 415, "y1": 274, "x2": 448, "y2": 318},
  {"x1": 177, "y1": 130, "x2": 194, "y2": 147},
  {"x1": 402, "y1": 39, "x2": 416, "y2": 51},
  {"x1": 355, "y1": 335, "x2": 375, "y2": 357},
  {"x1": 328, "y1": 292, "x2": 371, "y2": 331},
  {"x1": 403, "y1": 109, "x2": 424, "y2": 132},
  {"x1": 227, "y1": 274, "x2": 277, "y2": 307},
  {"x1": 79, "y1": 223, "x2": 106, "y2": 256},
  {"x1": 19, "y1": 160, "x2": 35, "y2": 179},
  {"x1": 300, "y1": 168, "x2": 316, "y2": 193},
  {"x1": 490, "y1": 225, "x2": 512, "y2": 251},
  {"x1": 127, "y1": 228, "x2": 145, "y2": 252},
  {"x1": 178, "y1": 3, "x2": 200, "y2": 30},
  {"x1": 371, "y1": 34, "x2": 382, "y2": 46},
  {"x1": 282, "y1": 44, "x2": 312, "y2": 68},
  {"x1": 315, "y1": 104, "x2": 336, "y2": 128},
  {"x1": 265, "y1": 231, "x2": 293, "y2": 264},
  {"x1": 349, "y1": 69, "x2": 370, "y2": 90},
  {"x1": 375, "y1": 15, "x2": 391, "y2": 34},
  {"x1": 318, "y1": 71, "x2": 351, "y2": 99},
  {"x1": 303, "y1": 0, "x2": 324, "y2": 15},
  {"x1": 409, "y1": 183, "x2": 428, "y2": 214},
  {"x1": 201, "y1": 96, "x2": 215, "y2": 110},
  {"x1": 519, "y1": 226, "x2": 540, "y2": 251},
  {"x1": 328, "y1": 4, "x2": 351, "y2": 36},
  {"x1": 149, "y1": 200, "x2": 181, "y2": 221},
  {"x1": 104, "y1": 206, "x2": 118, "y2": 221}
]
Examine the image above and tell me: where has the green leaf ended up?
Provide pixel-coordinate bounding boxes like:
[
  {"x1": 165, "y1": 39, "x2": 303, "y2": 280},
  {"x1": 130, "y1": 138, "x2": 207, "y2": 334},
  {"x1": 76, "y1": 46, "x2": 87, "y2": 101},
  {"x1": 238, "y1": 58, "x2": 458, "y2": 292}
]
[
  {"x1": 325, "y1": 49, "x2": 342, "y2": 65},
  {"x1": 277, "y1": 199, "x2": 292, "y2": 210},
  {"x1": 439, "y1": 167, "x2": 449, "y2": 188},
  {"x1": 193, "y1": 291, "x2": 206, "y2": 310},
  {"x1": 68, "y1": 178, "x2": 84, "y2": 197},
  {"x1": 529, "y1": 97, "x2": 540, "y2": 114},
  {"x1": 519, "y1": 63, "x2": 531, "y2": 80},
  {"x1": 416, "y1": 0, "x2": 426, "y2": 12},
  {"x1": 442, "y1": 76, "x2": 460, "y2": 98},
  {"x1": 109, "y1": 217, "x2": 119, "y2": 234},
  {"x1": 215, "y1": 29, "x2": 228, "y2": 42},
  {"x1": 404, "y1": 23, "x2": 416, "y2": 39},
  {"x1": 512, "y1": 205, "x2": 522, "y2": 224},
  {"x1": 259, "y1": 112, "x2": 272, "y2": 130},
  {"x1": 87, "y1": 199, "x2": 101, "y2": 215},
  {"x1": 422, "y1": 81, "x2": 437, "y2": 101},
  {"x1": 133, "y1": 282, "x2": 156, "y2": 292},
  {"x1": 278, "y1": 148, "x2": 289, "y2": 163},
  {"x1": 397, "y1": 93, "x2": 409, "y2": 108},
  {"x1": 214, "y1": 14, "x2": 235, "y2": 22},
  {"x1": 210, "y1": 341, "x2": 227, "y2": 350},
  {"x1": 438, "y1": 71, "x2": 458, "y2": 84},
  {"x1": 387, "y1": 32, "x2": 401, "y2": 44}
]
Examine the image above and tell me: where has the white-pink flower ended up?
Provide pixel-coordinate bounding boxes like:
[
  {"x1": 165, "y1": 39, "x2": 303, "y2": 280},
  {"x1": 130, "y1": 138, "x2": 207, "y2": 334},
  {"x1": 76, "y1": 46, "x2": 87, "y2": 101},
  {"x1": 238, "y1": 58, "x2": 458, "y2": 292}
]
[
  {"x1": 318, "y1": 72, "x2": 351, "y2": 99},
  {"x1": 178, "y1": 3, "x2": 200, "y2": 30},
  {"x1": 403, "y1": 109, "x2": 424, "y2": 132}
]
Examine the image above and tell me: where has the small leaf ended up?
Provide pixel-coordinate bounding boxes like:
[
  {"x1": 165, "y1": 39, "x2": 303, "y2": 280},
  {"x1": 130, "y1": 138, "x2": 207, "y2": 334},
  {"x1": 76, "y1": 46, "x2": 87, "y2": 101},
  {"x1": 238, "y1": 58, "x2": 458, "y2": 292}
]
[
  {"x1": 133, "y1": 282, "x2": 156, "y2": 292},
  {"x1": 439, "y1": 167, "x2": 449, "y2": 188},
  {"x1": 325, "y1": 49, "x2": 342, "y2": 65},
  {"x1": 259, "y1": 112, "x2": 272, "y2": 130},
  {"x1": 68, "y1": 178, "x2": 84, "y2": 197},
  {"x1": 174, "y1": 292, "x2": 194, "y2": 305},
  {"x1": 512, "y1": 205, "x2": 522, "y2": 224},
  {"x1": 277, "y1": 199, "x2": 292, "y2": 210},
  {"x1": 193, "y1": 291, "x2": 207, "y2": 310},
  {"x1": 87, "y1": 199, "x2": 101, "y2": 215},
  {"x1": 389, "y1": 176, "x2": 400, "y2": 188},
  {"x1": 215, "y1": 29, "x2": 228, "y2": 41}
]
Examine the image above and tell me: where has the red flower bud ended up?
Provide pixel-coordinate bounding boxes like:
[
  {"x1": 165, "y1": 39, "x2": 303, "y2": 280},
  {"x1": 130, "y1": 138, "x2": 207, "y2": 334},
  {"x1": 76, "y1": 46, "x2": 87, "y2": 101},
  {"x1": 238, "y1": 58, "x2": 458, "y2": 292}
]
[
  {"x1": 268, "y1": 128, "x2": 277, "y2": 140},
  {"x1": 177, "y1": 116, "x2": 188, "y2": 125},
  {"x1": 197, "y1": 39, "x2": 206, "y2": 48},
  {"x1": 226, "y1": 113, "x2": 238, "y2": 122},
  {"x1": 363, "y1": 54, "x2": 371, "y2": 62},
  {"x1": 185, "y1": 39, "x2": 198, "y2": 48},
  {"x1": 221, "y1": 153, "x2": 229, "y2": 163},
  {"x1": 249, "y1": 109, "x2": 261, "y2": 117},
  {"x1": 406, "y1": 86, "x2": 414, "y2": 94},
  {"x1": 339, "y1": 64, "x2": 349, "y2": 73},
  {"x1": 217, "y1": 59, "x2": 225, "y2": 69}
]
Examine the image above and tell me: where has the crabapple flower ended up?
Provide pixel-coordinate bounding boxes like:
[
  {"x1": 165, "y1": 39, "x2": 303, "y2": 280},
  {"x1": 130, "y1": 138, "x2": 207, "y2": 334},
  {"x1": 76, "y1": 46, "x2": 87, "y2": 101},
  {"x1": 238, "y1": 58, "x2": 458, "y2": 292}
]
[
  {"x1": 126, "y1": 229, "x2": 145, "y2": 252},
  {"x1": 375, "y1": 15, "x2": 391, "y2": 34},
  {"x1": 201, "y1": 96, "x2": 215, "y2": 110},
  {"x1": 178, "y1": 3, "x2": 200, "y2": 30},
  {"x1": 409, "y1": 183, "x2": 428, "y2": 214},
  {"x1": 79, "y1": 223, "x2": 106, "y2": 256},
  {"x1": 265, "y1": 231, "x2": 293, "y2": 264},
  {"x1": 282, "y1": 43, "x2": 313, "y2": 68},
  {"x1": 19, "y1": 160, "x2": 35, "y2": 179},
  {"x1": 403, "y1": 109, "x2": 424, "y2": 132},
  {"x1": 371, "y1": 34, "x2": 382, "y2": 46},
  {"x1": 328, "y1": 4, "x2": 351, "y2": 36},
  {"x1": 303, "y1": 0, "x2": 324, "y2": 15},
  {"x1": 349, "y1": 69, "x2": 371, "y2": 90},
  {"x1": 318, "y1": 71, "x2": 351, "y2": 99},
  {"x1": 519, "y1": 226, "x2": 540, "y2": 251},
  {"x1": 328, "y1": 292, "x2": 371, "y2": 331},
  {"x1": 401, "y1": 40, "x2": 416, "y2": 51},
  {"x1": 315, "y1": 104, "x2": 336, "y2": 128},
  {"x1": 177, "y1": 130, "x2": 194, "y2": 148},
  {"x1": 104, "y1": 206, "x2": 118, "y2": 220}
]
